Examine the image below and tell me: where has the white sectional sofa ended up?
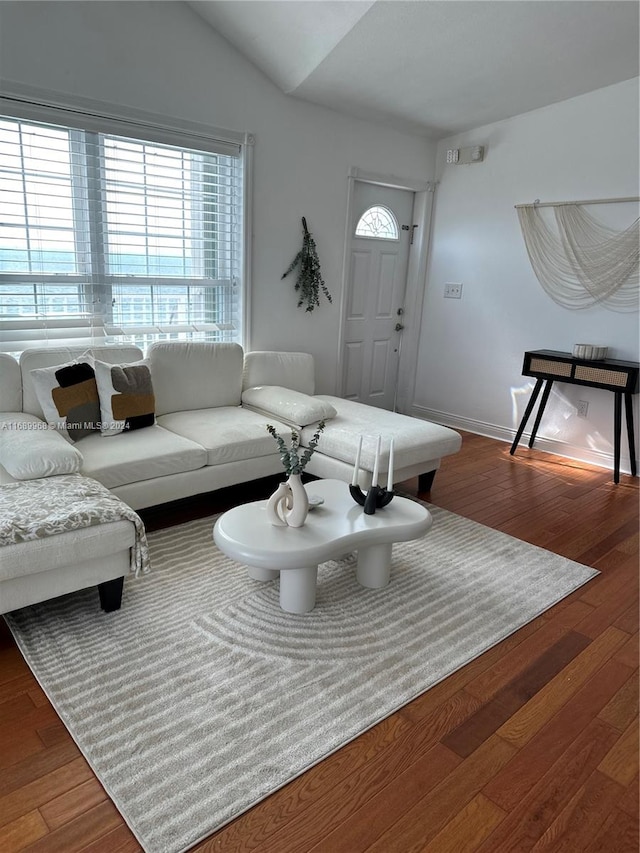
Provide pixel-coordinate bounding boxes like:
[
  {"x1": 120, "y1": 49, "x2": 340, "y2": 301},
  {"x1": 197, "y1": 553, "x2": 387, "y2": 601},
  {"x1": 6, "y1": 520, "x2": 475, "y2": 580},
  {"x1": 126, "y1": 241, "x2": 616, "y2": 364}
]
[
  {"x1": 0, "y1": 342, "x2": 462, "y2": 508},
  {"x1": 0, "y1": 341, "x2": 461, "y2": 614}
]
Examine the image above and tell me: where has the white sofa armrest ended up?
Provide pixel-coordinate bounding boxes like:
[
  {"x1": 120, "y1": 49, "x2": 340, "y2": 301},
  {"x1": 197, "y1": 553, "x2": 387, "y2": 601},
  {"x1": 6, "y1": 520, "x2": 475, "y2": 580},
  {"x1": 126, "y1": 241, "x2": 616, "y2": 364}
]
[{"x1": 0, "y1": 413, "x2": 83, "y2": 480}]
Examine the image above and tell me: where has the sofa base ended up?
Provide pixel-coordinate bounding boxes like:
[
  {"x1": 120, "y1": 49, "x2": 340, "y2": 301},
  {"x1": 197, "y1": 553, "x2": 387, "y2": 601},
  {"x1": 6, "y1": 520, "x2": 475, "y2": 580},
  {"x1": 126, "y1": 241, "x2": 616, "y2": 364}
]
[
  {"x1": 1, "y1": 548, "x2": 132, "y2": 614},
  {"x1": 305, "y1": 452, "x2": 443, "y2": 491},
  {"x1": 109, "y1": 454, "x2": 286, "y2": 510},
  {"x1": 0, "y1": 519, "x2": 135, "y2": 614}
]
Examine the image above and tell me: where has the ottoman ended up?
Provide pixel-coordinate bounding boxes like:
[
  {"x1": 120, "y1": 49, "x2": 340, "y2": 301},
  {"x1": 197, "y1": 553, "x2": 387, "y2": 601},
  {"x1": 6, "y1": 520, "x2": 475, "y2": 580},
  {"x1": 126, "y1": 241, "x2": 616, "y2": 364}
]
[{"x1": 0, "y1": 474, "x2": 147, "y2": 614}]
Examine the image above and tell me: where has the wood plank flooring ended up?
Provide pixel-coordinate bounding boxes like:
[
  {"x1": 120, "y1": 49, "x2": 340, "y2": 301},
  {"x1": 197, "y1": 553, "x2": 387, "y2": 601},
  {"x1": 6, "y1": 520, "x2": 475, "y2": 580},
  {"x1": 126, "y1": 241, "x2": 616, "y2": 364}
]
[{"x1": 1, "y1": 432, "x2": 637, "y2": 852}]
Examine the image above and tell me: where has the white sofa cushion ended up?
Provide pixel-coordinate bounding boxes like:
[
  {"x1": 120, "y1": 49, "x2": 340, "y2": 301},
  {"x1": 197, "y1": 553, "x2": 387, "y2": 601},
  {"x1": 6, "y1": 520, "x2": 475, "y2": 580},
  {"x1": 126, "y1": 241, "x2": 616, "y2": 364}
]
[
  {"x1": 0, "y1": 413, "x2": 83, "y2": 479},
  {"x1": 148, "y1": 342, "x2": 244, "y2": 416},
  {"x1": 241, "y1": 386, "x2": 336, "y2": 428},
  {"x1": 0, "y1": 354, "x2": 22, "y2": 412},
  {"x1": 300, "y1": 396, "x2": 462, "y2": 471},
  {"x1": 158, "y1": 408, "x2": 292, "y2": 466},
  {"x1": 242, "y1": 351, "x2": 315, "y2": 395},
  {"x1": 77, "y1": 425, "x2": 207, "y2": 489}
]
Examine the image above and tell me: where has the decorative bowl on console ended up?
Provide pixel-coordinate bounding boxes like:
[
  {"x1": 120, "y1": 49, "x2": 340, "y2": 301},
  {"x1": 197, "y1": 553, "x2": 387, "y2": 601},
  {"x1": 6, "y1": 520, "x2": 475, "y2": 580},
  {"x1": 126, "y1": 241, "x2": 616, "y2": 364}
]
[{"x1": 572, "y1": 344, "x2": 608, "y2": 361}]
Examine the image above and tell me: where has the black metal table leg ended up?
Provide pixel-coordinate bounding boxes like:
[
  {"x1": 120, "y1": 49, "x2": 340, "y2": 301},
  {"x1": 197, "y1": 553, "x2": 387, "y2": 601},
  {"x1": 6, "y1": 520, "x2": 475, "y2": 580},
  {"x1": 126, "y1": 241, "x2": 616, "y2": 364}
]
[
  {"x1": 528, "y1": 379, "x2": 553, "y2": 448},
  {"x1": 613, "y1": 392, "x2": 622, "y2": 485},
  {"x1": 510, "y1": 378, "x2": 544, "y2": 455},
  {"x1": 624, "y1": 392, "x2": 637, "y2": 477}
]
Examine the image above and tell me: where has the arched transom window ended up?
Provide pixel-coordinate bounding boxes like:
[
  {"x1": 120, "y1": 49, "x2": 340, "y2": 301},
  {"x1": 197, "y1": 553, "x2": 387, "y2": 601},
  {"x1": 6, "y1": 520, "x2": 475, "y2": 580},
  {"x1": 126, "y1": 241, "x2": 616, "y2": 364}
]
[{"x1": 355, "y1": 205, "x2": 399, "y2": 240}]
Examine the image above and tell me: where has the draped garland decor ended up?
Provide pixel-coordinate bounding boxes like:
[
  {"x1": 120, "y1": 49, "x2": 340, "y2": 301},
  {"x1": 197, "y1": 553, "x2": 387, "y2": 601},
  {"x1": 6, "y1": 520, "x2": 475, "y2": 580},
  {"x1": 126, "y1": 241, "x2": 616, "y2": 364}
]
[
  {"x1": 281, "y1": 217, "x2": 332, "y2": 312},
  {"x1": 517, "y1": 200, "x2": 639, "y2": 312}
]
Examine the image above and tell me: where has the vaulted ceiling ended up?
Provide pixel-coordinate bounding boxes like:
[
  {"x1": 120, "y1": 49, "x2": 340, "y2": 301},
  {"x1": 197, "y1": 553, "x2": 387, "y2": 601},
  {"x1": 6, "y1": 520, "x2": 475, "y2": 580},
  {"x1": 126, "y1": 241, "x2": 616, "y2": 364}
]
[{"x1": 188, "y1": 1, "x2": 639, "y2": 138}]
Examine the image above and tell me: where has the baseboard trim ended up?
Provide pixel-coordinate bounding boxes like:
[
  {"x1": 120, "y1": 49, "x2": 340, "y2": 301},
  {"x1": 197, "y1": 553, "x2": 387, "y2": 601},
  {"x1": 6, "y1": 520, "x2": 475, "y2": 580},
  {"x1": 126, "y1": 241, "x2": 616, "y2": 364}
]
[{"x1": 411, "y1": 405, "x2": 636, "y2": 477}]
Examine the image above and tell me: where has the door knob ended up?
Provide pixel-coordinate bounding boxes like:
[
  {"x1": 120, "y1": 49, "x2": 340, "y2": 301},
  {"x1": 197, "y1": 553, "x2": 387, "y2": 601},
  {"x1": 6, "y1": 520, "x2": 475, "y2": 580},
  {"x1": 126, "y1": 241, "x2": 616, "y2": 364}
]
[{"x1": 395, "y1": 323, "x2": 404, "y2": 331}]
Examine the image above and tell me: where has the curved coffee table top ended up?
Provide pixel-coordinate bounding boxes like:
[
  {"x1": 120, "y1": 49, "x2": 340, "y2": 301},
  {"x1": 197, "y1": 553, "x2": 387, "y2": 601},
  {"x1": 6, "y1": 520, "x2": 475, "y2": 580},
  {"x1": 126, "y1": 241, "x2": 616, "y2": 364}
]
[{"x1": 213, "y1": 479, "x2": 432, "y2": 570}]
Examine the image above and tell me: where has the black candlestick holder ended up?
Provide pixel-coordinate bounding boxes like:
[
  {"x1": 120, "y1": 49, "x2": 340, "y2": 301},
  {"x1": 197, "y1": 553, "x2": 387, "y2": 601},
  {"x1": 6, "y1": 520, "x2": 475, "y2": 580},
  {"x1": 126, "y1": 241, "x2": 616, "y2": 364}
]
[{"x1": 349, "y1": 483, "x2": 395, "y2": 515}]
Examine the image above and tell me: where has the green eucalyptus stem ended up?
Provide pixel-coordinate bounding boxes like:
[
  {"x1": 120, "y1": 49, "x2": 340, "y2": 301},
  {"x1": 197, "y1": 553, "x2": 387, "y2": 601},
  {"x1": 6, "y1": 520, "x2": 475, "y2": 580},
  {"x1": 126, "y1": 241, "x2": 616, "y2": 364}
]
[
  {"x1": 267, "y1": 420, "x2": 326, "y2": 476},
  {"x1": 282, "y1": 217, "x2": 332, "y2": 312}
]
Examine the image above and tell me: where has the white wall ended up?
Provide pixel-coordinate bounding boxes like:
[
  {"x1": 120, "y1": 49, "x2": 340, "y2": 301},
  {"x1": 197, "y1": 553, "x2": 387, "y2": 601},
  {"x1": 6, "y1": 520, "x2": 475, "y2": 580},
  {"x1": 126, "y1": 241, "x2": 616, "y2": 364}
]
[
  {"x1": 414, "y1": 79, "x2": 639, "y2": 473},
  {"x1": 0, "y1": 0, "x2": 435, "y2": 394}
]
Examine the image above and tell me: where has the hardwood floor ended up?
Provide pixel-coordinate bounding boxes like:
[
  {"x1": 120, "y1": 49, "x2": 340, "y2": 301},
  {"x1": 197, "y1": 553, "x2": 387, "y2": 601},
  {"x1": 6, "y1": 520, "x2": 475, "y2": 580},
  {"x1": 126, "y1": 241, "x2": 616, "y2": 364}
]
[{"x1": 1, "y1": 432, "x2": 638, "y2": 852}]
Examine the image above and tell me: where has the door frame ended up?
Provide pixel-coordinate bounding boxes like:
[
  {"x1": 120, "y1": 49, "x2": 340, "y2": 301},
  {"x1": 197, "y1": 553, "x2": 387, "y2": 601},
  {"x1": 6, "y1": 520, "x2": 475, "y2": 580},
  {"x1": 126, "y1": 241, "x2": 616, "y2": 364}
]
[{"x1": 337, "y1": 167, "x2": 436, "y2": 413}]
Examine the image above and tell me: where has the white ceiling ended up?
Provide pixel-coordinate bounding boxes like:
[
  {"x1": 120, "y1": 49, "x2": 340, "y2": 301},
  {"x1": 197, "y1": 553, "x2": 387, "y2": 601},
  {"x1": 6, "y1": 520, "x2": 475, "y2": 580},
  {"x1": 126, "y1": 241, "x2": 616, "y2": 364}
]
[{"x1": 187, "y1": 0, "x2": 639, "y2": 138}]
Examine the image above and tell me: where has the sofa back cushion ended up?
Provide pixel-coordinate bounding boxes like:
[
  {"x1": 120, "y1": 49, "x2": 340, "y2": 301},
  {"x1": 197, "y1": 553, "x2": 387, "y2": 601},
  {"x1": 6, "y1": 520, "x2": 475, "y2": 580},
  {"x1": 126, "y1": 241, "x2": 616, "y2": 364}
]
[
  {"x1": 0, "y1": 353, "x2": 22, "y2": 412},
  {"x1": 242, "y1": 351, "x2": 315, "y2": 395},
  {"x1": 148, "y1": 342, "x2": 244, "y2": 416},
  {"x1": 20, "y1": 346, "x2": 143, "y2": 419}
]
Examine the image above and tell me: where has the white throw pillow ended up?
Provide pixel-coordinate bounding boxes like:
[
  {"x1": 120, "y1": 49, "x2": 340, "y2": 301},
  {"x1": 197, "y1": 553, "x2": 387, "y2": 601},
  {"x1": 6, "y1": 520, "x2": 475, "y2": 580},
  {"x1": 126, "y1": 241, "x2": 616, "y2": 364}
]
[
  {"x1": 30, "y1": 357, "x2": 100, "y2": 442},
  {"x1": 94, "y1": 359, "x2": 155, "y2": 436},
  {"x1": 0, "y1": 414, "x2": 83, "y2": 480},
  {"x1": 241, "y1": 386, "x2": 336, "y2": 428}
]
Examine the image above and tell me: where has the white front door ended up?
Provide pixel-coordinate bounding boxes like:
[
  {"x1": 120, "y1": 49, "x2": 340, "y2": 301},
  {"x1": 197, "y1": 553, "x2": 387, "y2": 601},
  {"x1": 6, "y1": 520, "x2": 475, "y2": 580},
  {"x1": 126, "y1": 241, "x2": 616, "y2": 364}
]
[{"x1": 342, "y1": 182, "x2": 414, "y2": 410}]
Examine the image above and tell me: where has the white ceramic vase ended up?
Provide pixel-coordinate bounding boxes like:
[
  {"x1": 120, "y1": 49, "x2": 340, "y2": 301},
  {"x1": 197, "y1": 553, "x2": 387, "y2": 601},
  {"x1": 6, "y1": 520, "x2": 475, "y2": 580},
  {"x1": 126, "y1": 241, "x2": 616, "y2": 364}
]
[{"x1": 266, "y1": 474, "x2": 309, "y2": 528}]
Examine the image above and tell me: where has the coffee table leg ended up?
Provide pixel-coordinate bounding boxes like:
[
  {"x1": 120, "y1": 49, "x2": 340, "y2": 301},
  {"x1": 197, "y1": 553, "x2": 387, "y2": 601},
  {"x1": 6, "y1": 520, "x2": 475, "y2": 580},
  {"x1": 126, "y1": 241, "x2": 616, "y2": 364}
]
[
  {"x1": 356, "y1": 543, "x2": 393, "y2": 588},
  {"x1": 280, "y1": 566, "x2": 318, "y2": 613},
  {"x1": 248, "y1": 566, "x2": 279, "y2": 582}
]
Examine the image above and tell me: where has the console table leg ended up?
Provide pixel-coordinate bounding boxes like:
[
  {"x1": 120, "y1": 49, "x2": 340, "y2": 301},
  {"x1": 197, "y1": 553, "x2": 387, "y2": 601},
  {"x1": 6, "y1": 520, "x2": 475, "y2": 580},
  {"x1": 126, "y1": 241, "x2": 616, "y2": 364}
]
[
  {"x1": 356, "y1": 543, "x2": 393, "y2": 589},
  {"x1": 625, "y1": 393, "x2": 637, "y2": 477},
  {"x1": 528, "y1": 380, "x2": 553, "y2": 448},
  {"x1": 510, "y1": 379, "x2": 544, "y2": 455},
  {"x1": 279, "y1": 565, "x2": 318, "y2": 613},
  {"x1": 614, "y1": 393, "x2": 622, "y2": 484}
]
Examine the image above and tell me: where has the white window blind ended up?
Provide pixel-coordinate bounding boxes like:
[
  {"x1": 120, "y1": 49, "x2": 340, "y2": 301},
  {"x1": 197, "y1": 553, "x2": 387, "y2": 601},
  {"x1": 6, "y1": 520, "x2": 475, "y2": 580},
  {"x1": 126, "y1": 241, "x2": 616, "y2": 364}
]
[{"x1": 0, "y1": 113, "x2": 244, "y2": 354}]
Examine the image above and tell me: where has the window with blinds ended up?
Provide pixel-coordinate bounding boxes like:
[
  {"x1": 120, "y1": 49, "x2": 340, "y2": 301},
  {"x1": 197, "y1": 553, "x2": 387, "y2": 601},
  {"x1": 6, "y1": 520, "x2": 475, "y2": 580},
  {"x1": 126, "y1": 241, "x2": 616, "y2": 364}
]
[{"x1": 0, "y1": 114, "x2": 244, "y2": 354}]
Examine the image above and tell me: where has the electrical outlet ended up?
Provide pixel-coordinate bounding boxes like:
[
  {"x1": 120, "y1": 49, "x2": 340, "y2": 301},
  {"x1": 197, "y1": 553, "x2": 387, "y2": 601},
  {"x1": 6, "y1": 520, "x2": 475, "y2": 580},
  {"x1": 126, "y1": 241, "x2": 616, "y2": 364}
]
[
  {"x1": 444, "y1": 282, "x2": 463, "y2": 299},
  {"x1": 577, "y1": 400, "x2": 589, "y2": 418}
]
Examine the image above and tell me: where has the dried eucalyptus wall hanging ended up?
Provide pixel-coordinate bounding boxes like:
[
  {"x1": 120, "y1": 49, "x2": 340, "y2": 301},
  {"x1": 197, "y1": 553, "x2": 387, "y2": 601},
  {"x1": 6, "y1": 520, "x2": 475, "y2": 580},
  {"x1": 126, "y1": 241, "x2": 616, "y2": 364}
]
[{"x1": 282, "y1": 217, "x2": 332, "y2": 312}]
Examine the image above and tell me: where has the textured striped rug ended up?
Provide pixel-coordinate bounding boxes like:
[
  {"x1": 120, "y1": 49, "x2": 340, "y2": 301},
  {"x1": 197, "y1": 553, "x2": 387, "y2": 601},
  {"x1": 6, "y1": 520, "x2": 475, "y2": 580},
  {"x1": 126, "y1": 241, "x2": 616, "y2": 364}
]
[{"x1": 6, "y1": 505, "x2": 597, "y2": 853}]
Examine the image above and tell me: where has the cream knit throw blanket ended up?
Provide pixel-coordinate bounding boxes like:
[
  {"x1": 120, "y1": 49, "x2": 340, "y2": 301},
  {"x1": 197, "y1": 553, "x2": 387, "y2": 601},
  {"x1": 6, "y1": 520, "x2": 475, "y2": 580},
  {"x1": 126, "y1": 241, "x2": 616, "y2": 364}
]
[{"x1": 0, "y1": 474, "x2": 150, "y2": 576}]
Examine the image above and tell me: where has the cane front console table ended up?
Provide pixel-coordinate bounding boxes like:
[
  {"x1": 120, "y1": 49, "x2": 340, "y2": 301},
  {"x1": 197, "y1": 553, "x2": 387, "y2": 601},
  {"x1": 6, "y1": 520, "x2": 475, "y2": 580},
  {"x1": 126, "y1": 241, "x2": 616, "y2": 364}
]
[{"x1": 510, "y1": 349, "x2": 639, "y2": 484}]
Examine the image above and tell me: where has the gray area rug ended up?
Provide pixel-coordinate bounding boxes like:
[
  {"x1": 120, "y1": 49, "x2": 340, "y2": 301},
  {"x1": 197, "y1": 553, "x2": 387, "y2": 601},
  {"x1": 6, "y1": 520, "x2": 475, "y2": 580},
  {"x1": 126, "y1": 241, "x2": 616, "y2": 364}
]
[{"x1": 6, "y1": 504, "x2": 598, "y2": 853}]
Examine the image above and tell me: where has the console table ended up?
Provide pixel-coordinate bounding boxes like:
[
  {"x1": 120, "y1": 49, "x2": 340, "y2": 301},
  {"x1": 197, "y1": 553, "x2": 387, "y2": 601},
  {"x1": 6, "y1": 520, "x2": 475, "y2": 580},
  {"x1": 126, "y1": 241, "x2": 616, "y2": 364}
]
[{"x1": 510, "y1": 349, "x2": 639, "y2": 484}]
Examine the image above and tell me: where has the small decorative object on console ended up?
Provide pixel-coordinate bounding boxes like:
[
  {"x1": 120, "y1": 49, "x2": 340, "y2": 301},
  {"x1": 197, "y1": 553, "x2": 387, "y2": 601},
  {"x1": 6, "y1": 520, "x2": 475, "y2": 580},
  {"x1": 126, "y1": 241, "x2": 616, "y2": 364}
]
[
  {"x1": 572, "y1": 344, "x2": 608, "y2": 361},
  {"x1": 349, "y1": 435, "x2": 395, "y2": 515}
]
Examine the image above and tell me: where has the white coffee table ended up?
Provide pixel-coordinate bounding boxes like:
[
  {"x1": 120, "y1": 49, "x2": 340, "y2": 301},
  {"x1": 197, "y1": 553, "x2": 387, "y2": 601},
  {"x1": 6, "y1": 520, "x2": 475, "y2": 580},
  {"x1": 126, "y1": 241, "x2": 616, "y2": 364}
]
[{"x1": 213, "y1": 479, "x2": 432, "y2": 613}]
